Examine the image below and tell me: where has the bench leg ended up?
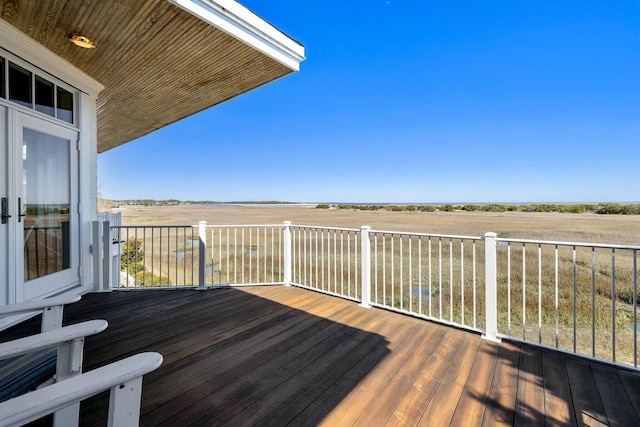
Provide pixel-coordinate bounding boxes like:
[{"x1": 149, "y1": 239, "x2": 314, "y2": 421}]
[
  {"x1": 52, "y1": 338, "x2": 84, "y2": 426},
  {"x1": 107, "y1": 376, "x2": 144, "y2": 427}
]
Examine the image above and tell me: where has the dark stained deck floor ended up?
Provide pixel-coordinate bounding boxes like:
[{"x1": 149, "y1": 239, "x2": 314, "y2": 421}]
[{"x1": 3, "y1": 286, "x2": 640, "y2": 426}]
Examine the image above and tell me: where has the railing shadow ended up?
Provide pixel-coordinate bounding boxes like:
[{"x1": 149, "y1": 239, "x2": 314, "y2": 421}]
[
  {"x1": 46, "y1": 288, "x2": 391, "y2": 426},
  {"x1": 472, "y1": 339, "x2": 640, "y2": 426}
]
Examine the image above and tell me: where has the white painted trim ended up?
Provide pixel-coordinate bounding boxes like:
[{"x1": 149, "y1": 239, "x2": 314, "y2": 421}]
[
  {"x1": 168, "y1": 0, "x2": 305, "y2": 71},
  {"x1": 78, "y1": 93, "x2": 97, "y2": 294},
  {"x1": 0, "y1": 19, "x2": 104, "y2": 97}
]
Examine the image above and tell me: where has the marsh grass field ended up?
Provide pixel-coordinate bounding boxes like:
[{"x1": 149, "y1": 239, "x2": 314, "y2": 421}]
[
  {"x1": 116, "y1": 203, "x2": 640, "y2": 244},
  {"x1": 113, "y1": 204, "x2": 640, "y2": 365}
]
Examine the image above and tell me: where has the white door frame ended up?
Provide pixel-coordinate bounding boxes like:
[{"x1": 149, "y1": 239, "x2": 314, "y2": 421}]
[{"x1": 0, "y1": 105, "x2": 8, "y2": 306}]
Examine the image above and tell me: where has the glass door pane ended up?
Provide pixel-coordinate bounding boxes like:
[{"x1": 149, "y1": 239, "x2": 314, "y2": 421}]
[
  {"x1": 22, "y1": 128, "x2": 71, "y2": 281},
  {"x1": 17, "y1": 113, "x2": 78, "y2": 301}
]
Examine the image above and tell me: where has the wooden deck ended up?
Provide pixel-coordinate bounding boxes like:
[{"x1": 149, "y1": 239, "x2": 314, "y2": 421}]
[{"x1": 3, "y1": 286, "x2": 640, "y2": 426}]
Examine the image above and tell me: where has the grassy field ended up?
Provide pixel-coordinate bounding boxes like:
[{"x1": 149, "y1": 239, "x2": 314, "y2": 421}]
[{"x1": 116, "y1": 204, "x2": 640, "y2": 245}]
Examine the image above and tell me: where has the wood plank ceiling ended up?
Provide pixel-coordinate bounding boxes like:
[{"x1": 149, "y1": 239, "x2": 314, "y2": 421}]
[{"x1": 1, "y1": 0, "x2": 297, "y2": 152}]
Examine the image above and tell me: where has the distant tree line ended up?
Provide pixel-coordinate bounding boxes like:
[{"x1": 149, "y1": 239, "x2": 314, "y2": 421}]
[
  {"x1": 105, "y1": 199, "x2": 294, "y2": 207},
  {"x1": 102, "y1": 199, "x2": 640, "y2": 215},
  {"x1": 334, "y1": 203, "x2": 640, "y2": 215}
]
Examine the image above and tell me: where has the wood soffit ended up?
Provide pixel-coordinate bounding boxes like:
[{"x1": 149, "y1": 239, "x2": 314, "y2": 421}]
[{"x1": 1, "y1": 0, "x2": 296, "y2": 152}]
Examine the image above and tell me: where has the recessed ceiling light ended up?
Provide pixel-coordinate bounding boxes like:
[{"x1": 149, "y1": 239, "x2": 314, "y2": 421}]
[{"x1": 69, "y1": 34, "x2": 96, "y2": 49}]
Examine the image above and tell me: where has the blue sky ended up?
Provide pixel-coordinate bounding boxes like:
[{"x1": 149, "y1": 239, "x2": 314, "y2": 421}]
[{"x1": 98, "y1": 1, "x2": 640, "y2": 203}]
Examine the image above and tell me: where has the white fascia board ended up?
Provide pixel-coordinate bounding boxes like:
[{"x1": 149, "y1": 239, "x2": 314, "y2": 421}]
[
  {"x1": 168, "y1": 0, "x2": 305, "y2": 71},
  {"x1": 0, "y1": 19, "x2": 104, "y2": 97}
]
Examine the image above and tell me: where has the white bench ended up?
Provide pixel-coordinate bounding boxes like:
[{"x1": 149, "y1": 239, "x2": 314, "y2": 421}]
[
  {"x1": 0, "y1": 295, "x2": 162, "y2": 426},
  {"x1": 0, "y1": 320, "x2": 108, "y2": 426},
  {"x1": 0, "y1": 352, "x2": 163, "y2": 426}
]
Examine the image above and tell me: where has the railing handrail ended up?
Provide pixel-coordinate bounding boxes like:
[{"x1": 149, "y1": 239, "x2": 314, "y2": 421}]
[
  {"x1": 110, "y1": 223, "x2": 640, "y2": 250},
  {"x1": 113, "y1": 225, "x2": 194, "y2": 229},
  {"x1": 496, "y1": 236, "x2": 640, "y2": 250},
  {"x1": 200, "y1": 223, "x2": 285, "y2": 229},
  {"x1": 370, "y1": 229, "x2": 482, "y2": 240},
  {"x1": 290, "y1": 224, "x2": 360, "y2": 232}
]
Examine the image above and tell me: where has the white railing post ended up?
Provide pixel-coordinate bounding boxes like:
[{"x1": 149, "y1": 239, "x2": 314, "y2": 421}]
[
  {"x1": 360, "y1": 225, "x2": 371, "y2": 308},
  {"x1": 198, "y1": 221, "x2": 207, "y2": 289},
  {"x1": 283, "y1": 221, "x2": 292, "y2": 286},
  {"x1": 102, "y1": 221, "x2": 112, "y2": 292},
  {"x1": 483, "y1": 232, "x2": 501, "y2": 342}
]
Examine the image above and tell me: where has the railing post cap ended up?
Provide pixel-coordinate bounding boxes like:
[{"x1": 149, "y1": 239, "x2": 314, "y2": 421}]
[
  {"x1": 484, "y1": 232, "x2": 497, "y2": 238},
  {"x1": 198, "y1": 220, "x2": 207, "y2": 225},
  {"x1": 283, "y1": 221, "x2": 292, "y2": 226},
  {"x1": 361, "y1": 225, "x2": 371, "y2": 231}
]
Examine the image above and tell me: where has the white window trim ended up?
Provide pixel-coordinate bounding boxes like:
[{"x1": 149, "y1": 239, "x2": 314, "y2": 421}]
[
  {"x1": 1, "y1": 50, "x2": 80, "y2": 129},
  {"x1": 0, "y1": 19, "x2": 104, "y2": 98}
]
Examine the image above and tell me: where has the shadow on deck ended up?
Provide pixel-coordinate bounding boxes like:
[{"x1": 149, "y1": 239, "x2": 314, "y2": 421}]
[{"x1": 2, "y1": 285, "x2": 640, "y2": 426}]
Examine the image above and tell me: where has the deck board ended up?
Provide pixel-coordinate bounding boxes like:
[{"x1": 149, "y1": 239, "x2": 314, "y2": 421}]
[
  {"x1": 418, "y1": 331, "x2": 482, "y2": 426},
  {"x1": 318, "y1": 315, "x2": 425, "y2": 427},
  {"x1": 348, "y1": 323, "x2": 447, "y2": 426},
  {"x1": 591, "y1": 363, "x2": 639, "y2": 427},
  {"x1": 541, "y1": 352, "x2": 577, "y2": 426},
  {"x1": 514, "y1": 346, "x2": 546, "y2": 426},
  {"x1": 565, "y1": 359, "x2": 609, "y2": 426},
  {"x1": 287, "y1": 313, "x2": 397, "y2": 426},
  {"x1": 481, "y1": 341, "x2": 520, "y2": 427},
  {"x1": 449, "y1": 339, "x2": 499, "y2": 426},
  {"x1": 618, "y1": 369, "x2": 640, "y2": 419},
  {"x1": 385, "y1": 329, "x2": 466, "y2": 426},
  {"x1": 2, "y1": 286, "x2": 640, "y2": 427}
]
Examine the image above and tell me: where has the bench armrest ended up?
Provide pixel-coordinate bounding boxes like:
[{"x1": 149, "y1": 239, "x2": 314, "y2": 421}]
[
  {"x1": 0, "y1": 295, "x2": 81, "y2": 317},
  {"x1": 0, "y1": 320, "x2": 108, "y2": 360},
  {"x1": 0, "y1": 295, "x2": 81, "y2": 332}
]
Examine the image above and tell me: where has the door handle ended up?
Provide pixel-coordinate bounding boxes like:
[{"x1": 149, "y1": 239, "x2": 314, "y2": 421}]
[
  {"x1": 18, "y1": 197, "x2": 26, "y2": 223},
  {"x1": 1, "y1": 197, "x2": 10, "y2": 224}
]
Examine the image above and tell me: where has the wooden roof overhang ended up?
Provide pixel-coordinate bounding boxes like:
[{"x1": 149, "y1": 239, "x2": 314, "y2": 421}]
[{"x1": 0, "y1": 0, "x2": 305, "y2": 152}]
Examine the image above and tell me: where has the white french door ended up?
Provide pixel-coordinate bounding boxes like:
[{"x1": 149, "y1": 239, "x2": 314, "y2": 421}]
[{"x1": 1, "y1": 109, "x2": 79, "y2": 303}]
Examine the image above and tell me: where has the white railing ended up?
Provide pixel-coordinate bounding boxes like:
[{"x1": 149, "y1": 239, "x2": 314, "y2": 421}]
[
  {"x1": 102, "y1": 223, "x2": 286, "y2": 289},
  {"x1": 96, "y1": 219, "x2": 640, "y2": 369},
  {"x1": 290, "y1": 224, "x2": 362, "y2": 302},
  {"x1": 200, "y1": 223, "x2": 285, "y2": 287},
  {"x1": 367, "y1": 230, "x2": 484, "y2": 333},
  {"x1": 494, "y1": 236, "x2": 640, "y2": 367},
  {"x1": 116, "y1": 225, "x2": 199, "y2": 288}
]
